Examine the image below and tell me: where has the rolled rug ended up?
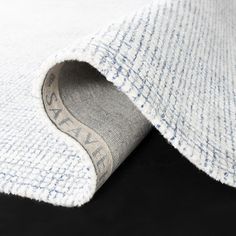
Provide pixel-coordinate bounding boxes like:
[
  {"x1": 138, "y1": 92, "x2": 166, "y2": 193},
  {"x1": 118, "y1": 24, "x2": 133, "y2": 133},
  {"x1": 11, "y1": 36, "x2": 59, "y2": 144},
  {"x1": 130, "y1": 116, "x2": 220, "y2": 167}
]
[{"x1": 0, "y1": 0, "x2": 236, "y2": 207}]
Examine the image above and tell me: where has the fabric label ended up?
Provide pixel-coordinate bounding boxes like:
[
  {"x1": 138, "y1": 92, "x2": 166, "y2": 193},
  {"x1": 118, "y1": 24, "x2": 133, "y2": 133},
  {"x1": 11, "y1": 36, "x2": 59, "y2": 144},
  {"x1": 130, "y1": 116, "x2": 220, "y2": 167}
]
[{"x1": 42, "y1": 63, "x2": 114, "y2": 188}]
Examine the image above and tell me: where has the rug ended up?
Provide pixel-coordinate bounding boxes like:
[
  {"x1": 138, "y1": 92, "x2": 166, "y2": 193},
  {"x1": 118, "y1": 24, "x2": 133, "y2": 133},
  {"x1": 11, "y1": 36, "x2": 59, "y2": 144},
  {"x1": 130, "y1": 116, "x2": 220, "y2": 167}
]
[{"x1": 0, "y1": 0, "x2": 235, "y2": 207}]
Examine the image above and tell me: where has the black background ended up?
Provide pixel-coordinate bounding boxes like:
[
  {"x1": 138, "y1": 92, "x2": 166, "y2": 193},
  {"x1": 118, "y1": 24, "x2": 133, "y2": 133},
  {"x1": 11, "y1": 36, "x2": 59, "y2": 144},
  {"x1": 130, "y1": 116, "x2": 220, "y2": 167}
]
[{"x1": 0, "y1": 129, "x2": 235, "y2": 236}]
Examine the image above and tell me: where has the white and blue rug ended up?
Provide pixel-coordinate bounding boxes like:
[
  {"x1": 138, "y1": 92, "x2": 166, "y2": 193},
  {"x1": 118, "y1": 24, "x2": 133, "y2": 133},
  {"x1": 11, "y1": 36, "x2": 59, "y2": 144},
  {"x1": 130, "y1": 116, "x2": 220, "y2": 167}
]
[{"x1": 0, "y1": 0, "x2": 235, "y2": 207}]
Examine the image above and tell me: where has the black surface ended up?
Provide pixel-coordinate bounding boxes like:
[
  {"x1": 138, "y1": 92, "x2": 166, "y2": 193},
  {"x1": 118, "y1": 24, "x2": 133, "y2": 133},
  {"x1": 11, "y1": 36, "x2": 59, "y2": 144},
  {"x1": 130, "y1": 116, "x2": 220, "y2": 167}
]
[{"x1": 0, "y1": 129, "x2": 236, "y2": 236}]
